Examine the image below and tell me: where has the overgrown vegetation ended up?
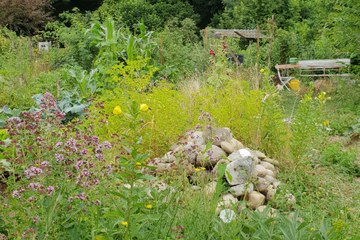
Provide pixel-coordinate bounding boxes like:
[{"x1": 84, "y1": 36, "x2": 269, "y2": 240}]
[{"x1": 0, "y1": 0, "x2": 359, "y2": 239}]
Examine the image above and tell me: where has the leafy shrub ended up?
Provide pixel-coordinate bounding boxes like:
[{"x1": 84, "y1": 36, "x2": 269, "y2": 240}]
[{"x1": 321, "y1": 143, "x2": 359, "y2": 176}]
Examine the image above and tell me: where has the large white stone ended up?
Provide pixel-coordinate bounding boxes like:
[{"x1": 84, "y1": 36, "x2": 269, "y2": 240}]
[{"x1": 225, "y1": 157, "x2": 254, "y2": 186}]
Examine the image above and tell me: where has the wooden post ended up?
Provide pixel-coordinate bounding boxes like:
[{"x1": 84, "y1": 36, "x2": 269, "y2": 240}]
[
  {"x1": 267, "y1": 15, "x2": 275, "y2": 69},
  {"x1": 255, "y1": 26, "x2": 261, "y2": 90},
  {"x1": 204, "y1": 27, "x2": 209, "y2": 49},
  {"x1": 160, "y1": 34, "x2": 164, "y2": 65}
]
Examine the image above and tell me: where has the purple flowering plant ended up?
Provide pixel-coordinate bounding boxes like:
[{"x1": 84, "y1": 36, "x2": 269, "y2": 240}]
[{"x1": 0, "y1": 93, "x2": 114, "y2": 238}]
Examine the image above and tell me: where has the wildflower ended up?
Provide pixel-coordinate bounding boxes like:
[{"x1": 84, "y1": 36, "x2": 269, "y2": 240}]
[
  {"x1": 260, "y1": 68, "x2": 265, "y2": 73},
  {"x1": 54, "y1": 142, "x2": 63, "y2": 148},
  {"x1": 323, "y1": 120, "x2": 330, "y2": 127},
  {"x1": 113, "y1": 106, "x2": 123, "y2": 115},
  {"x1": 47, "y1": 186, "x2": 55, "y2": 196},
  {"x1": 40, "y1": 161, "x2": 49, "y2": 167},
  {"x1": 80, "y1": 149, "x2": 88, "y2": 155},
  {"x1": 102, "y1": 141, "x2": 112, "y2": 149},
  {"x1": 24, "y1": 166, "x2": 43, "y2": 179},
  {"x1": 76, "y1": 192, "x2": 86, "y2": 201},
  {"x1": 209, "y1": 49, "x2": 215, "y2": 57},
  {"x1": 29, "y1": 182, "x2": 41, "y2": 190},
  {"x1": 139, "y1": 104, "x2": 149, "y2": 112},
  {"x1": 12, "y1": 190, "x2": 21, "y2": 199},
  {"x1": 135, "y1": 162, "x2": 142, "y2": 166},
  {"x1": 120, "y1": 221, "x2": 129, "y2": 227},
  {"x1": 194, "y1": 168, "x2": 200, "y2": 172},
  {"x1": 33, "y1": 216, "x2": 40, "y2": 224},
  {"x1": 145, "y1": 203, "x2": 153, "y2": 209},
  {"x1": 200, "y1": 167, "x2": 206, "y2": 171}
]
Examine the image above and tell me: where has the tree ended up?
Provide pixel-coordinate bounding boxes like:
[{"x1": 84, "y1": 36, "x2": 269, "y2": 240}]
[{"x1": 0, "y1": 0, "x2": 52, "y2": 35}]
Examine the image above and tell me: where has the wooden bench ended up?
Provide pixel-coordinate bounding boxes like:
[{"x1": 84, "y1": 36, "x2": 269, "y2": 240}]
[{"x1": 275, "y1": 58, "x2": 351, "y2": 89}]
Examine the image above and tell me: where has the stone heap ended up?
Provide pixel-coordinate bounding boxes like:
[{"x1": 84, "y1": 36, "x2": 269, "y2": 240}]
[{"x1": 148, "y1": 127, "x2": 283, "y2": 211}]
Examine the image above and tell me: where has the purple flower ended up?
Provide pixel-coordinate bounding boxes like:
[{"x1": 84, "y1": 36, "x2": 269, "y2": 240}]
[
  {"x1": 80, "y1": 149, "x2": 88, "y2": 155},
  {"x1": 66, "y1": 138, "x2": 76, "y2": 147},
  {"x1": 94, "y1": 200, "x2": 101, "y2": 206},
  {"x1": 12, "y1": 190, "x2": 21, "y2": 199},
  {"x1": 93, "y1": 179, "x2": 100, "y2": 185},
  {"x1": 75, "y1": 160, "x2": 84, "y2": 170},
  {"x1": 81, "y1": 168, "x2": 89, "y2": 177},
  {"x1": 91, "y1": 136, "x2": 100, "y2": 144},
  {"x1": 41, "y1": 161, "x2": 49, "y2": 167},
  {"x1": 24, "y1": 166, "x2": 43, "y2": 179},
  {"x1": 47, "y1": 186, "x2": 55, "y2": 196},
  {"x1": 55, "y1": 153, "x2": 65, "y2": 162},
  {"x1": 76, "y1": 192, "x2": 86, "y2": 201},
  {"x1": 55, "y1": 142, "x2": 63, "y2": 148},
  {"x1": 95, "y1": 153, "x2": 104, "y2": 160},
  {"x1": 29, "y1": 182, "x2": 41, "y2": 190},
  {"x1": 102, "y1": 141, "x2": 112, "y2": 149}
]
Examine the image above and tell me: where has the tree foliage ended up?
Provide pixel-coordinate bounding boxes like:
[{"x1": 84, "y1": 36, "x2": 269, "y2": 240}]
[{"x1": 0, "y1": 0, "x2": 52, "y2": 35}]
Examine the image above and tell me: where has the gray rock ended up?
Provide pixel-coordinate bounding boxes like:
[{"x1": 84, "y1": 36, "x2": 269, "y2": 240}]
[
  {"x1": 266, "y1": 185, "x2": 276, "y2": 200},
  {"x1": 204, "y1": 127, "x2": 233, "y2": 146},
  {"x1": 230, "y1": 183, "x2": 254, "y2": 197},
  {"x1": 255, "y1": 177, "x2": 271, "y2": 192},
  {"x1": 265, "y1": 169, "x2": 276, "y2": 178},
  {"x1": 187, "y1": 131, "x2": 205, "y2": 146},
  {"x1": 204, "y1": 181, "x2": 217, "y2": 196},
  {"x1": 212, "y1": 159, "x2": 230, "y2": 176},
  {"x1": 162, "y1": 151, "x2": 177, "y2": 163},
  {"x1": 247, "y1": 191, "x2": 265, "y2": 209},
  {"x1": 220, "y1": 141, "x2": 235, "y2": 154},
  {"x1": 216, "y1": 193, "x2": 239, "y2": 214},
  {"x1": 225, "y1": 156, "x2": 254, "y2": 186},
  {"x1": 254, "y1": 150, "x2": 266, "y2": 159},
  {"x1": 196, "y1": 145, "x2": 226, "y2": 167},
  {"x1": 230, "y1": 138, "x2": 244, "y2": 150},
  {"x1": 263, "y1": 158, "x2": 280, "y2": 167},
  {"x1": 260, "y1": 161, "x2": 275, "y2": 171},
  {"x1": 253, "y1": 164, "x2": 268, "y2": 177}
]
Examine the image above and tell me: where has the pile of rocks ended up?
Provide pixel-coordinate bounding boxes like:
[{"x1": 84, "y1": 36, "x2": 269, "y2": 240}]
[{"x1": 148, "y1": 127, "x2": 285, "y2": 211}]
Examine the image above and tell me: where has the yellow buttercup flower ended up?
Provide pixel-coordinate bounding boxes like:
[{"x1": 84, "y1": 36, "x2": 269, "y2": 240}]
[
  {"x1": 113, "y1": 106, "x2": 123, "y2": 115},
  {"x1": 260, "y1": 68, "x2": 265, "y2": 73},
  {"x1": 323, "y1": 120, "x2": 330, "y2": 127},
  {"x1": 120, "y1": 221, "x2": 128, "y2": 227},
  {"x1": 139, "y1": 104, "x2": 149, "y2": 112},
  {"x1": 194, "y1": 168, "x2": 200, "y2": 172},
  {"x1": 135, "y1": 162, "x2": 142, "y2": 166},
  {"x1": 145, "y1": 203, "x2": 153, "y2": 209}
]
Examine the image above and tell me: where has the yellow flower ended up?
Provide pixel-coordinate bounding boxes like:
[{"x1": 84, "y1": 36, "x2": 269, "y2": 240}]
[
  {"x1": 135, "y1": 162, "x2": 142, "y2": 166},
  {"x1": 323, "y1": 120, "x2": 330, "y2": 127},
  {"x1": 200, "y1": 167, "x2": 206, "y2": 171},
  {"x1": 113, "y1": 106, "x2": 123, "y2": 115},
  {"x1": 194, "y1": 168, "x2": 200, "y2": 172},
  {"x1": 139, "y1": 104, "x2": 149, "y2": 112},
  {"x1": 120, "y1": 221, "x2": 128, "y2": 227},
  {"x1": 260, "y1": 68, "x2": 265, "y2": 73},
  {"x1": 145, "y1": 203, "x2": 153, "y2": 209}
]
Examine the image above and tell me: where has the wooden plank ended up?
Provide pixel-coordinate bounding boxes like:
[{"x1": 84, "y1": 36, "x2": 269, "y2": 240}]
[
  {"x1": 275, "y1": 64, "x2": 300, "y2": 70},
  {"x1": 298, "y1": 59, "x2": 350, "y2": 69},
  {"x1": 300, "y1": 74, "x2": 352, "y2": 77}
]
